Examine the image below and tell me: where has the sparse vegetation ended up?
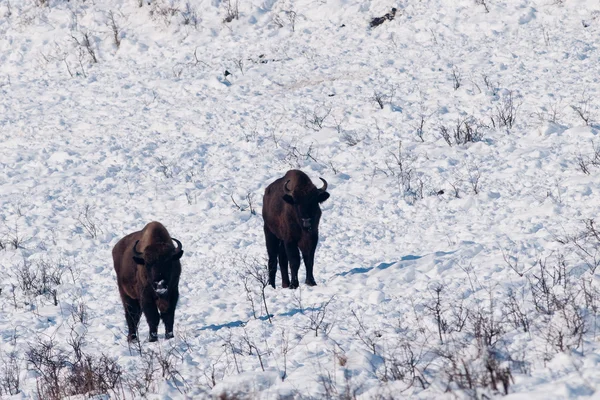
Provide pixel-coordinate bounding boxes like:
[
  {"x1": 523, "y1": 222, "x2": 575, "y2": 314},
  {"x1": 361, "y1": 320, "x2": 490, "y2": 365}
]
[
  {"x1": 76, "y1": 204, "x2": 102, "y2": 239},
  {"x1": 3, "y1": 0, "x2": 600, "y2": 398},
  {"x1": 475, "y1": 0, "x2": 490, "y2": 13},
  {"x1": 576, "y1": 140, "x2": 600, "y2": 174},
  {"x1": 223, "y1": 0, "x2": 240, "y2": 23},
  {"x1": 452, "y1": 66, "x2": 462, "y2": 90},
  {"x1": 26, "y1": 334, "x2": 124, "y2": 400},
  {"x1": 286, "y1": 10, "x2": 297, "y2": 31},
  {"x1": 107, "y1": 11, "x2": 121, "y2": 49},
  {"x1": 303, "y1": 296, "x2": 336, "y2": 337},
  {"x1": 71, "y1": 32, "x2": 98, "y2": 64},
  {"x1": 412, "y1": 111, "x2": 428, "y2": 142},
  {"x1": 439, "y1": 116, "x2": 485, "y2": 146},
  {"x1": 491, "y1": 90, "x2": 521, "y2": 130},
  {"x1": 466, "y1": 163, "x2": 482, "y2": 194},
  {"x1": 181, "y1": 2, "x2": 199, "y2": 28},
  {"x1": 241, "y1": 258, "x2": 273, "y2": 323},
  {"x1": 571, "y1": 92, "x2": 594, "y2": 126},
  {"x1": 231, "y1": 192, "x2": 256, "y2": 215},
  {"x1": 372, "y1": 86, "x2": 396, "y2": 110},
  {"x1": 14, "y1": 259, "x2": 64, "y2": 306},
  {"x1": 150, "y1": 0, "x2": 180, "y2": 26},
  {"x1": 0, "y1": 332, "x2": 21, "y2": 396},
  {"x1": 303, "y1": 105, "x2": 332, "y2": 131}
]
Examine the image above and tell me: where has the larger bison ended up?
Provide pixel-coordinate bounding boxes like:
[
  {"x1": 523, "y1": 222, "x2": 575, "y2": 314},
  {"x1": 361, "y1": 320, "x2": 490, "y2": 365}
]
[
  {"x1": 262, "y1": 170, "x2": 330, "y2": 289},
  {"x1": 112, "y1": 221, "x2": 183, "y2": 342}
]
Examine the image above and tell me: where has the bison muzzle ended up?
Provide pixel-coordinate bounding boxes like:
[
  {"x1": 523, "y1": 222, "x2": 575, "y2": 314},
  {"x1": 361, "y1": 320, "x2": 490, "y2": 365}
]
[{"x1": 113, "y1": 221, "x2": 183, "y2": 342}]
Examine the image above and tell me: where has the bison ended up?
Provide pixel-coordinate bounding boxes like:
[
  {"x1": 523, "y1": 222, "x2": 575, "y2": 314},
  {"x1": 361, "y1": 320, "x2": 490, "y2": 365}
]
[
  {"x1": 112, "y1": 221, "x2": 183, "y2": 342},
  {"x1": 262, "y1": 170, "x2": 330, "y2": 289}
]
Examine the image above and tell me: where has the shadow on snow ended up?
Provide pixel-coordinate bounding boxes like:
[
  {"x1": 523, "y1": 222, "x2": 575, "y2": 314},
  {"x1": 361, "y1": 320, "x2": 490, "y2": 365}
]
[
  {"x1": 198, "y1": 314, "x2": 273, "y2": 331},
  {"x1": 336, "y1": 254, "x2": 421, "y2": 277},
  {"x1": 335, "y1": 250, "x2": 459, "y2": 277}
]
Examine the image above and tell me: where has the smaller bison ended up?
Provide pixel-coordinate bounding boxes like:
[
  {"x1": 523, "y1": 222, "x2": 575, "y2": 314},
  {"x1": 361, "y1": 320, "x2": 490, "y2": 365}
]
[
  {"x1": 113, "y1": 221, "x2": 183, "y2": 342},
  {"x1": 263, "y1": 170, "x2": 330, "y2": 289}
]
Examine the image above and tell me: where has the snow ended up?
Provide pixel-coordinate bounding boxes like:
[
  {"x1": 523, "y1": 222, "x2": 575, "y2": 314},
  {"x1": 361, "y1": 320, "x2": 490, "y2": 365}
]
[{"x1": 1, "y1": 0, "x2": 600, "y2": 398}]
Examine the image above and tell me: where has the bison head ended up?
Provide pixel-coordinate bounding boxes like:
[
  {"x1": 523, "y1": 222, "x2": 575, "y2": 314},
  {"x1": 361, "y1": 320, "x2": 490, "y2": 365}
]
[
  {"x1": 132, "y1": 239, "x2": 183, "y2": 297},
  {"x1": 282, "y1": 178, "x2": 330, "y2": 232}
]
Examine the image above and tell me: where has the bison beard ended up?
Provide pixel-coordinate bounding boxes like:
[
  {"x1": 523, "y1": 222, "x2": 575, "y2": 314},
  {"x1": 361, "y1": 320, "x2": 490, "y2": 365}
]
[
  {"x1": 262, "y1": 170, "x2": 330, "y2": 289},
  {"x1": 112, "y1": 221, "x2": 183, "y2": 343}
]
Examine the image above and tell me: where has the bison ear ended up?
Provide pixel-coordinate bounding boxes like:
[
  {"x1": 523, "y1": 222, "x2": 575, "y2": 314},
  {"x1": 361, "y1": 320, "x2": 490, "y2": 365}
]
[
  {"x1": 318, "y1": 191, "x2": 330, "y2": 203},
  {"x1": 172, "y1": 250, "x2": 184, "y2": 261},
  {"x1": 133, "y1": 256, "x2": 145, "y2": 266},
  {"x1": 282, "y1": 194, "x2": 295, "y2": 205}
]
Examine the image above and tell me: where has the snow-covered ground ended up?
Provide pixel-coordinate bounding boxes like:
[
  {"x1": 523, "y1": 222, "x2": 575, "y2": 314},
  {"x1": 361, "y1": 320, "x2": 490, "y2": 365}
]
[{"x1": 1, "y1": 0, "x2": 600, "y2": 398}]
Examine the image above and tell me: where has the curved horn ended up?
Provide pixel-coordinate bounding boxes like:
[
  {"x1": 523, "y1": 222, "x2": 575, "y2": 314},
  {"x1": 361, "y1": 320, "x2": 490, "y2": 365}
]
[
  {"x1": 319, "y1": 177, "x2": 328, "y2": 192},
  {"x1": 172, "y1": 238, "x2": 183, "y2": 253},
  {"x1": 284, "y1": 180, "x2": 292, "y2": 193},
  {"x1": 133, "y1": 240, "x2": 142, "y2": 256}
]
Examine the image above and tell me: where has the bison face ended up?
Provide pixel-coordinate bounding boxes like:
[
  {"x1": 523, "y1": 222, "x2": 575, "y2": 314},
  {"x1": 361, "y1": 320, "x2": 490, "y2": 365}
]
[
  {"x1": 282, "y1": 178, "x2": 330, "y2": 232},
  {"x1": 133, "y1": 239, "x2": 183, "y2": 297}
]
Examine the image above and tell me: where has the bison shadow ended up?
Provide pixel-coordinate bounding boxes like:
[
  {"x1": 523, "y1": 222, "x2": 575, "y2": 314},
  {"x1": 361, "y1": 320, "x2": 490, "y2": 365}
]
[
  {"x1": 336, "y1": 254, "x2": 422, "y2": 277},
  {"x1": 198, "y1": 314, "x2": 273, "y2": 331}
]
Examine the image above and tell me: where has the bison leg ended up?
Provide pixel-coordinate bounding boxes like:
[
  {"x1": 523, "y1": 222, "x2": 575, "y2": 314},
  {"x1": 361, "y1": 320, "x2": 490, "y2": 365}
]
[
  {"x1": 161, "y1": 289, "x2": 179, "y2": 340},
  {"x1": 141, "y1": 294, "x2": 160, "y2": 342},
  {"x1": 264, "y1": 226, "x2": 280, "y2": 288},
  {"x1": 120, "y1": 290, "x2": 142, "y2": 342},
  {"x1": 284, "y1": 242, "x2": 301, "y2": 289},
  {"x1": 300, "y1": 236, "x2": 318, "y2": 286},
  {"x1": 278, "y1": 242, "x2": 290, "y2": 288}
]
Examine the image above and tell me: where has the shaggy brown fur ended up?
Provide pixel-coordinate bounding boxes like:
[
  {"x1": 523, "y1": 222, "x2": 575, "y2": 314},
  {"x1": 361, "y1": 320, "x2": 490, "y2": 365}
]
[
  {"x1": 112, "y1": 221, "x2": 183, "y2": 342},
  {"x1": 262, "y1": 170, "x2": 330, "y2": 289}
]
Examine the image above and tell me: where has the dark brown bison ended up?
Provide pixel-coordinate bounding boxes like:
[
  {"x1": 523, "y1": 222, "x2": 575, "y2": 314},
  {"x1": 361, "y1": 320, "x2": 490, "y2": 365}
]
[
  {"x1": 262, "y1": 170, "x2": 330, "y2": 289},
  {"x1": 112, "y1": 221, "x2": 183, "y2": 342}
]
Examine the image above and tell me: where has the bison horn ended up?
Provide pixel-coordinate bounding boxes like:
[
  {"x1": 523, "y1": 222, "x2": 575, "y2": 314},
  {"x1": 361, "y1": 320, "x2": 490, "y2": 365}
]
[
  {"x1": 319, "y1": 177, "x2": 328, "y2": 192},
  {"x1": 284, "y1": 180, "x2": 292, "y2": 193},
  {"x1": 172, "y1": 238, "x2": 182, "y2": 253},
  {"x1": 133, "y1": 240, "x2": 143, "y2": 257}
]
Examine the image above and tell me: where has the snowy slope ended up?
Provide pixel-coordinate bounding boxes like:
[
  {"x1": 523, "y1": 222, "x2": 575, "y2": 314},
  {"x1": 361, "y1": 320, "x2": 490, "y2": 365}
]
[{"x1": 1, "y1": 0, "x2": 600, "y2": 398}]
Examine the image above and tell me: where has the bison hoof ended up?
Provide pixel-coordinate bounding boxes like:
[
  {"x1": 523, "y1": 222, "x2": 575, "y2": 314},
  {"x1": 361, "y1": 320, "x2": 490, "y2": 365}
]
[
  {"x1": 289, "y1": 281, "x2": 299, "y2": 289},
  {"x1": 305, "y1": 279, "x2": 317, "y2": 286},
  {"x1": 127, "y1": 334, "x2": 138, "y2": 342},
  {"x1": 149, "y1": 333, "x2": 158, "y2": 342},
  {"x1": 165, "y1": 332, "x2": 174, "y2": 340}
]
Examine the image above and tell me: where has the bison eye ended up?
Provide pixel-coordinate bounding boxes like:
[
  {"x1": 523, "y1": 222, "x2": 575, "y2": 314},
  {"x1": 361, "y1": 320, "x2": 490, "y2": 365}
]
[
  {"x1": 132, "y1": 256, "x2": 145, "y2": 266},
  {"x1": 282, "y1": 194, "x2": 295, "y2": 205},
  {"x1": 318, "y1": 192, "x2": 330, "y2": 203}
]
